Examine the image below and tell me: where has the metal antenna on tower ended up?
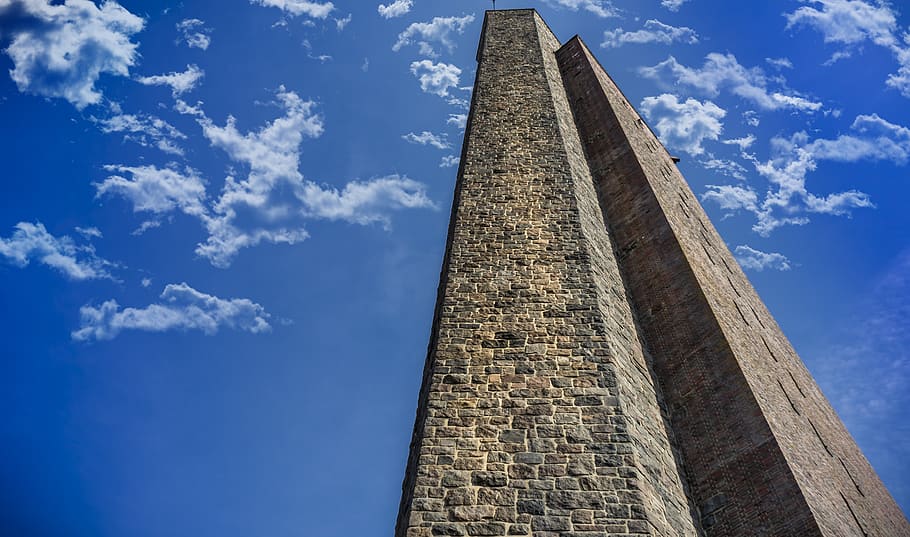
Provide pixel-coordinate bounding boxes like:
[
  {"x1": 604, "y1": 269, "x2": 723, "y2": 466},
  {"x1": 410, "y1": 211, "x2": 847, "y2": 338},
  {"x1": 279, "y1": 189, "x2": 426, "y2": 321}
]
[{"x1": 492, "y1": 0, "x2": 496, "y2": 9}]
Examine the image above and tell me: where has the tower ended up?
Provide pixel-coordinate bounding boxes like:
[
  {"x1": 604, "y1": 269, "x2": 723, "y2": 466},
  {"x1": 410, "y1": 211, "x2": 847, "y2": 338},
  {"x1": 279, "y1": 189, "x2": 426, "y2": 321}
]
[{"x1": 395, "y1": 9, "x2": 909, "y2": 537}]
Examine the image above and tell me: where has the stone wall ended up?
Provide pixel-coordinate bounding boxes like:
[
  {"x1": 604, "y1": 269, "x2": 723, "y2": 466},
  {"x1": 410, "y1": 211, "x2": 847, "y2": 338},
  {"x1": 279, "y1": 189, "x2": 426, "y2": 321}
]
[{"x1": 395, "y1": 10, "x2": 699, "y2": 537}]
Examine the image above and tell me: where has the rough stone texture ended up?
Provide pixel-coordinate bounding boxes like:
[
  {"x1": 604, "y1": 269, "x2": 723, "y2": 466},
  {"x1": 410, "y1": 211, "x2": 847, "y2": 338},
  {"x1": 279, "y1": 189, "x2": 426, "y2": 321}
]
[
  {"x1": 395, "y1": 10, "x2": 699, "y2": 537},
  {"x1": 556, "y1": 35, "x2": 910, "y2": 537},
  {"x1": 396, "y1": 8, "x2": 910, "y2": 537}
]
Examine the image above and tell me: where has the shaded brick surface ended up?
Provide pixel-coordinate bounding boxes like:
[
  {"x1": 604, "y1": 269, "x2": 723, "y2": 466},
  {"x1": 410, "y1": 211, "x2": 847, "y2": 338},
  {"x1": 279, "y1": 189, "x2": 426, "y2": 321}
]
[
  {"x1": 556, "y1": 34, "x2": 910, "y2": 537},
  {"x1": 396, "y1": 8, "x2": 910, "y2": 537}
]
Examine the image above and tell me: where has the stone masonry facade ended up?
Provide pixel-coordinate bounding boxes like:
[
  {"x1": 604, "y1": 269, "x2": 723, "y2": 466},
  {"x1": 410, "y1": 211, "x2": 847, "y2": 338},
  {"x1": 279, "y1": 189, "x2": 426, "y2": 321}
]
[{"x1": 395, "y1": 9, "x2": 910, "y2": 537}]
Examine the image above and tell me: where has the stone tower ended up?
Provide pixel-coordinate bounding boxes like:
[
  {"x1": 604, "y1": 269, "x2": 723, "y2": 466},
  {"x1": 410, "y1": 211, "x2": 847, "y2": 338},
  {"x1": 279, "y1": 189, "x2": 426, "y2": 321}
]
[{"x1": 395, "y1": 9, "x2": 909, "y2": 537}]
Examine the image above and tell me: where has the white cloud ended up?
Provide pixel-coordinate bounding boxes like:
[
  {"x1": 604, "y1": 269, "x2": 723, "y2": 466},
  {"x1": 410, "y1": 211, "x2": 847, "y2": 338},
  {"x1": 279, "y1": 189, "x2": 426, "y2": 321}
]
[
  {"x1": 723, "y1": 134, "x2": 757, "y2": 150},
  {"x1": 95, "y1": 164, "x2": 208, "y2": 217},
  {"x1": 393, "y1": 14, "x2": 474, "y2": 57},
  {"x1": 734, "y1": 245, "x2": 792, "y2": 271},
  {"x1": 602, "y1": 19, "x2": 698, "y2": 48},
  {"x1": 102, "y1": 88, "x2": 436, "y2": 267},
  {"x1": 0, "y1": 0, "x2": 145, "y2": 109},
  {"x1": 177, "y1": 18, "x2": 212, "y2": 50},
  {"x1": 136, "y1": 65, "x2": 204, "y2": 97},
  {"x1": 785, "y1": 0, "x2": 897, "y2": 47},
  {"x1": 140, "y1": 277, "x2": 152, "y2": 287},
  {"x1": 447, "y1": 113, "x2": 467, "y2": 129},
  {"x1": 0, "y1": 221, "x2": 114, "y2": 280},
  {"x1": 410, "y1": 60, "x2": 461, "y2": 97},
  {"x1": 75, "y1": 226, "x2": 103, "y2": 239},
  {"x1": 91, "y1": 112, "x2": 187, "y2": 155},
  {"x1": 540, "y1": 0, "x2": 619, "y2": 18},
  {"x1": 72, "y1": 283, "x2": 271, "y2": 341},
  {"x1": 640, "y1": 94, "x2": 726, "y2": 156},
  {"x1": 335, "y1": 13, "x2": 351, "y2": 31},
  {"x1": 640, "y1": 53, "x2": 823, "y2": 112},
  {"x1": 701, "y1": 157, "x2": 748, "y2": 180},
  {"x1": 743, "y1": 110, "x2": 760, "y2": 127},
  {"x1": 403, "y1": 131, "x2": 450, "y2": 149},
  {"x1": 440, "y1": 155, "x2": 460, "y2": 168},
  {"x1": 701, "y1": 184, "x2": 760, "y2": 213},
  {"x1": 701, "y1": 113, "x2": 910, "y2": 235},
  {"x1": 378, "y1": 0, "x2": 412, "y2": 18},
  {"x1": 766, "y1": 57, "x2": 794, "y2": 69},
  {"x1": 249, "y1": 0, "x2": 334, "y2": 19},
  {"x1": 785, "y1": 0, "x2": 910, "y2": 98},
  {"x1": 660, "y1": 0, "x2": 688, "y2": 11},
  {"x1": 298, "y1": 175, "x2": 435, "y2": 225}
]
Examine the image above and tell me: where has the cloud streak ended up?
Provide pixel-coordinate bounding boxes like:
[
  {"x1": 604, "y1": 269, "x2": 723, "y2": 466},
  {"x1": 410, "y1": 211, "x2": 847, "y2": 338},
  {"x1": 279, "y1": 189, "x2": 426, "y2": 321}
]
[
  {"x1": 72, "y1": 283, "x2": 271, "y2": 341},
  {"x1": 640, "y1": 53, "x2": 823, "y2": 112},
  {"x1": 0, "y1": 221, "x2": 114, "y2": 280},
  {"x1": 602, "y1": 19, "x2": 698, "y2": 48},
  {"x1": 393, "y1": 14, "x2": 474, "y2": 57}
]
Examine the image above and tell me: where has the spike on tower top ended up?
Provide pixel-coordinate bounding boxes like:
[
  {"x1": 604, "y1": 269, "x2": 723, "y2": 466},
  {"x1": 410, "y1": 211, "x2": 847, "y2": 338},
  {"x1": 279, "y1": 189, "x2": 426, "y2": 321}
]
[{"x1": 395, "y1": 9, "x2": 910, "y2": 537}]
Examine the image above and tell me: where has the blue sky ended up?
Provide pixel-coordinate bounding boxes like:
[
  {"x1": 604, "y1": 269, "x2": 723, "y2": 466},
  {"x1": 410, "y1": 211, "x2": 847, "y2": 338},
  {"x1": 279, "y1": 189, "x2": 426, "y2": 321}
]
[{"x1": 0, "y1": 0, "x2": 908, "y2": 534}]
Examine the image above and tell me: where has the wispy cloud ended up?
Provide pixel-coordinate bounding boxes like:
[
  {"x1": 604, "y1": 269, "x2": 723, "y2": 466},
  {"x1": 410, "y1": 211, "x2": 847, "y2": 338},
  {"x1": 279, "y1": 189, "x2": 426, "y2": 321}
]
[
  {"x1": 249, "y1": 0, "x2": 334, "y2": 19},
  {"x1": 447, "y1": 113, "x2": 467, "y2": 130},
  {"x1": 177, "y1": 18, "x2": 212, "y2": 50},
  {"x1": 602, "y1": 19, "x2": 698, "y2": 48},
  {"x1": 377, "y1": 0, "x2": 412, "y2": 19},
  {"x1": 640, "y1": 94, "x2": 726, "y2": 156},
  {"x1": 640, "y1": 53, "x2": 823, "y2": 112},
  {"x1": 142, "y1": 87, "x2": 435, "y2": 267},
  {"x1": 440, "y1": 155, "x2": 460, "y2": 168},
  {"x1": 765, "y1": 57, "x2": 794, "y2": 69},
  {"x1": 0, "y1": 0, "x2": 145, "y2": 109},
  {"x1": 702, "y1": 113, "x2": 910, "y2": 235},
  {"x1": 0, "y1": 222, "x2": 114, "y2": 280},
  {"x1": 95, "y1": 164, "x2": 208, "y2": 217},
  {"x1": 393, "y1": 14, "x2": 474, "y2": 57},
  {"x1": 402, "y1": 131, "x2": 451, "y2": 149},
  {"x1": 540, "y1": 0, "x2": 619, "y2": 18},
  {"x1": 660, "y1": 0, "x2": 688, "y2": 11},
  {"x1": 334, "y1": 13, "x2": 351, "y2": 31},
  {"x1": 410, "y1": 60, "x2": 461, "y2": 97},
  {"x1": 809, "y1": 248, "x2": 910, "y2": 506},
  {"x1": 72, "y1": 283, "x2": 271, "y2": 341},
  {"x1": 91, "y1": 112, "x2": 187, "y2": 155},
  {"x1": 734, "y1": 245, "x2": 792, "y2": 271},
  {"x1": 701, "y1": 157, "x2": 748, "y2": 180},
  {"x1": 136, "y1": 65, "x2": 204, "y2": 97},
  {"x1": 785, "y1": 0, "x2": 910, "y2": 97}
]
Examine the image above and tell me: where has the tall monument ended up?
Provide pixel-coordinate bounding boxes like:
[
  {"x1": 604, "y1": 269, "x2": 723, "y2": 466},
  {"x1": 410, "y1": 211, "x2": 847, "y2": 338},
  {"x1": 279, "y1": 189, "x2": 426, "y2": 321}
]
[{"x1": 395, "y1": 9, "x2": 909, "y2": 537}]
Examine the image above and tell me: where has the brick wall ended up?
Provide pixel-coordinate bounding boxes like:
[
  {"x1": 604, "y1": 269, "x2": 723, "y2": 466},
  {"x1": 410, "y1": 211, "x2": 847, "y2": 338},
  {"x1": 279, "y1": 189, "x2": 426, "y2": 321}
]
[
  {"x1": 396, "y1": 9, "x2": 910, "y2": 537},
  {"x1": 556, "y1": 35, "x2": 910, "y2": 537}
]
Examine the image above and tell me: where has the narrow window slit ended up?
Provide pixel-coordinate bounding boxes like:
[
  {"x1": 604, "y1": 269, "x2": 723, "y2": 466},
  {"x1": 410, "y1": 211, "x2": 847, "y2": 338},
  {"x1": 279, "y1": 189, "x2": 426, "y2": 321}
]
[
  {"x1": 778, "y1": 380, "x2": 800, "y2": 415},
  {"x1": 734, "y1": 302, "x2": 750, "y2": 326},
  {"x1": 701, "y1": 243, "x2": 716, "y2": 265},
  {"x1": 727, "y1": 275, "x2": 741, "y2": 297},
  {"x1": 721, "y1": 257, "x2": 733, "y2": 274},
  {"x1": 750, "y1": 305, "x2": 766, "y2": 329},
  {"x1": 787, "y1": 370, "x2": 806, "y2": 398},
  {"x1": 839, "y1": 458, "x2": 865, "y2": 497},
  {"x1": 840, "y1": 491, "x2": 869, "y2": 536},
  {"x1": 808, "y1": 419, "x2": 833, "y2": 457},
  {"x1": 679, "y1": 203, "x2": 691, "y2": 219},
  {"x1": 761, "y1": 335, "x2": 778, "y2": 362}
]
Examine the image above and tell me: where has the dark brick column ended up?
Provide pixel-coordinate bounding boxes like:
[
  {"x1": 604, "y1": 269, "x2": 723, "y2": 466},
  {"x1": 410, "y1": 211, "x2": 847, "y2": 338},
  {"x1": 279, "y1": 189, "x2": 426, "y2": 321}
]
[{"x1": 556, "y1": 35, "x2": 910, "y2": 537}]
